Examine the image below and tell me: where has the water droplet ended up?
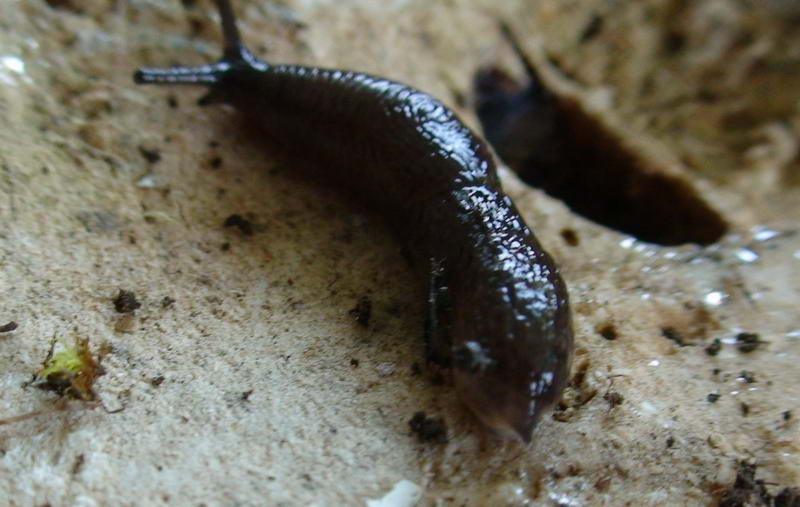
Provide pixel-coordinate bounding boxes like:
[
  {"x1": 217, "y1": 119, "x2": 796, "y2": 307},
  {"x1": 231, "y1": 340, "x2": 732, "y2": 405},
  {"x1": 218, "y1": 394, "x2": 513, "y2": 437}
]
[
  {"x1": 752, "y1": 227, "x2": 779, "y2": 242},
  {"x1": 735, "y1": 249, "x2": 759, "y2": 263},
  {"x1": 1, "y1": 55, "x2": 24, "y2": 74},
  {"x1": 137, "y1": 174, "x2": 158, "y2": 188},
  {"x1": 0, "y1": 55, "x2": 27, "y2": 85},
  {"x1": 703, "y1": 291, "x2": 725, "y2": 306}
]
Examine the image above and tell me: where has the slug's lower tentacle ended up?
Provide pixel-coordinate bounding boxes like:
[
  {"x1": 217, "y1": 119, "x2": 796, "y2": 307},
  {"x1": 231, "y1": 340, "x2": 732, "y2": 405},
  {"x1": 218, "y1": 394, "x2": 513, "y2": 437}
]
[
  {"x1": 424, "y1": 258, "x2": 453, "y2": 367},
  {"x1": 133, "y1": 63, "x2": 230, "y2": 85}
]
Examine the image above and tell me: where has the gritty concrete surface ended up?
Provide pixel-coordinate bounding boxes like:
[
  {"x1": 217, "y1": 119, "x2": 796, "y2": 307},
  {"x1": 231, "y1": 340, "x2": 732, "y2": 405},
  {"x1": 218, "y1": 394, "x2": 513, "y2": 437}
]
[{"x1": 0, "y1": 0, "x2": 798, "y2": 505}]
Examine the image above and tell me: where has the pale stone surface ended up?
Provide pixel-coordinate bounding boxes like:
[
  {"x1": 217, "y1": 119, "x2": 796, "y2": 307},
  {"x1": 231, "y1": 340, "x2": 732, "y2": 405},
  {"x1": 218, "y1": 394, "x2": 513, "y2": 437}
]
[{"x1": 0, "y1": 0, "x2": 798, "y2": 505}]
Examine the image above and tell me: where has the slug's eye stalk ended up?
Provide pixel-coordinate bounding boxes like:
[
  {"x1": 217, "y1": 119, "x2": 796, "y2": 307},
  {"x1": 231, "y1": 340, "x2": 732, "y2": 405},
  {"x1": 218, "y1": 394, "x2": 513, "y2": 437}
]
[
  {"x1": 498, "y1": 21, "x2": 541, "y2": 83},
  {"x1": 214, "y1": 0, "x2": 262, "y2": 67},
  {"x1": 214, "y1": 0, "x2": 242, "y2": 53},
  {"x1": 132, "y1": 0, "x2": 266, "y2": 101}
]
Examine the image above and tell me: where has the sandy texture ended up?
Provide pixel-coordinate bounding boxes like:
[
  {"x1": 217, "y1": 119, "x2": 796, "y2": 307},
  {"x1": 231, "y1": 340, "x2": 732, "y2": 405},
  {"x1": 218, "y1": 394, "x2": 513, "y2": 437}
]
[{"x1": 0, "y1": 0, "x2": 798, "y2": 505}]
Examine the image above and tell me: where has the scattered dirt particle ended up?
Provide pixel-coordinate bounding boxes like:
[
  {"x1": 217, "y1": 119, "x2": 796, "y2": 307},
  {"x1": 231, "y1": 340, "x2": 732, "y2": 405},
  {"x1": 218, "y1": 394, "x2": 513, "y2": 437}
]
[
  {"x1": 705, "y1": 339, "x2": 722, "y2": 356},
  {"x1": 44, "y1": 0, "x2": 83, "y2": 12},
  {"x1": 571, "y1": 360, "x2": 590, "y2": 387},
  {"x1": 78, "y1": 124, "x2": 107, "y2": 149},
  {"x1": 717, "y1": 461, "x2": 771, "y2": 507},
  {"x1": 738, "y1": 371, "x2": 756, "y2": 383},
  {"x1": 0, "y1": 321, "x2": 18, "y2": 333},
  {"x1": 554, "y1": 360, "x2": 597, "y2": 420},
  {"x1": 223, "y1": 214, "x2": 254, "y2": 236},
  {"x1": 408, "y1": 411, "x2": 447, "y2": 444},
  {"x1": 663, "y1": 30, "x2": 686, "y2": 55},
  {"x1": 187, "y1": 16, "x2": 206, "y2": 37},
  {"x1": 666, "y1": 436, "x2": 675, "y2": 448},
  {"x1": 579, "y1": 14, "x2": 604, "y2": 43},
  {"x1": 348, "y1": 296, "x2": 372, "y2": 327},
  {"x1": 661, "y1": 326, "x2": 688, "y2": 346},
  {"x1": 783, "y1": 410, "x2": 792, "y2": 421},
  {"x1": 149, "y1": 376, "x2": 165, "y2": 387},
  {"x1": 349, "y1": 358, "x2": 359, "y2": 368},
  {"x1": 71, "y1": 454, "x2": 85, "y2": 476},
  {"x1": 209, "y1": 156, "x2": 223, "y2": 169},
  {"x1": 560, "y1": 228, "x2": 580, "y2": 246},
  {"x1": 138, "y1": 145, "x2": 162, "y2": 165},
  {"x1": 597, "y1": 323, "x2": 617, "y2": 341},
  {"x1": 736, "y1": 332, "x2": 766, "y2": 353},
  {"x1": 160, "y1": 296, "x2": 176, "y2": 309},
  {"x1": 241, "y1": 390, "x2": 253, "y2": 401},
  {"x1": 603, "y1": 390, "x2": 624, "y2": 408},
  {"x1": 113, "y1": 290, "x2": 141, "y2": 314},
  {"x1": 707, "y1": 393, "x2": 721, "y2": 403},
  {"x1": 594, "y1": 475, "x2": 612, "y2": 492},
  {"x1": 740, "y1": 402, "x2": 750, "y2": 417}
]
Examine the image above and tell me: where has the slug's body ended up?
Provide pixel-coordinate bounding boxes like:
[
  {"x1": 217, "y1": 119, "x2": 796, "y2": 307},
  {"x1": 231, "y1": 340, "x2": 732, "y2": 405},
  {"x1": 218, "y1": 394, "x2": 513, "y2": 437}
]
[{"x1": 135, "y1": 0, "x2": 572, "y2": 442}]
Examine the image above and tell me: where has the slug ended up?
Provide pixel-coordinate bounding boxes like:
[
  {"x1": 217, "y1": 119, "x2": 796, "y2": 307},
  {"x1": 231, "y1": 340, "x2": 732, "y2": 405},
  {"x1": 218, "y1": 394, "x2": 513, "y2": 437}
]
[
  {"x1": 474, "y1": 25, "x2": 727, "y2": 246},
  {"x1": 134, "y1": 0, "x2": 573, "y2": 442}
]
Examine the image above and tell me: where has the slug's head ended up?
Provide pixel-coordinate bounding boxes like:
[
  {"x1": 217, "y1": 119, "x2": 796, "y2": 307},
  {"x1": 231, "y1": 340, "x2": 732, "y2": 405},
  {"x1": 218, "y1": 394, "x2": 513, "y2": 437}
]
[
  {"x1": 133, "y1": 0, "x2": 266, "y2": 104},
  {"x1": 450, "y1": 265, "x2": 573, "y2": 443}
]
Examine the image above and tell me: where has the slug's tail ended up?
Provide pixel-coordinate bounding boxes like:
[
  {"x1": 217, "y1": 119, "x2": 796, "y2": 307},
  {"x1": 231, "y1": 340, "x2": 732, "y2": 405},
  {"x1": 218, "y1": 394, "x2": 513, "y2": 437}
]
[{"x1": 133, "y1": 0, "x2": 264, "y2": 101}]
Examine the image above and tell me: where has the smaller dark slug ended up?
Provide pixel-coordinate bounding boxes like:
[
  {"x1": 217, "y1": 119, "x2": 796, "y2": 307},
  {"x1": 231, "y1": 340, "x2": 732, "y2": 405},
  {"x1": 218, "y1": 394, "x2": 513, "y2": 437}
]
[
  {"x1": 134, "y1": 0, "x2": 573, "y2": 442},
  {"x1": 474, "y1": 24, "x2": 727, "y2": 247}
]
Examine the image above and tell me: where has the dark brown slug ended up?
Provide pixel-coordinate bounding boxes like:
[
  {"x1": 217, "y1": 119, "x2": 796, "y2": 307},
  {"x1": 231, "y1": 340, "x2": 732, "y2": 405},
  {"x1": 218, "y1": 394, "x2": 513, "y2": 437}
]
[
  {"x1": 134, "y1": 0, "x2": 573, "y2": 442},
  {"x1": 474, "y1": 24, "x2": 727, "y2": 247}
]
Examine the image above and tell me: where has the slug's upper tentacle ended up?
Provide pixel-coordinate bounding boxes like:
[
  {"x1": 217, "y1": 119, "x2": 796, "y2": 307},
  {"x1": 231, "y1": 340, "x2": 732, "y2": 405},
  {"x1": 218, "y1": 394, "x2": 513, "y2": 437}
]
[{"x1": 214, "y1": 0, "x2": 242, "y2": 53}]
